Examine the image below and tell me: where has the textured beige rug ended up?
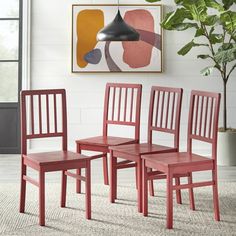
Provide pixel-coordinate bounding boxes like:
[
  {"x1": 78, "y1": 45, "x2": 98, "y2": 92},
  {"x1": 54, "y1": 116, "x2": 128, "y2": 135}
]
[{"x1": 0, "y1": 182, "x2": 236, "y2": 236}]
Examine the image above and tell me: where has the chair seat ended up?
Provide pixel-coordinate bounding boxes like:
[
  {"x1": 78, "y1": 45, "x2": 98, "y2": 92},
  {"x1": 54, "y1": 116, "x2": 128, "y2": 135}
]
[
  {"x1": 24, "y1": 151, "x2": 90, "y2": 166},
  {"x1": 110, "y1": 143, "x2": 177, "y2": 156},
  {"x1": 142, "y1": 152, "x2": 213, "y2": 167},
  {"x1": 76, "y1": 136, "x2": 137, "y2": 147}
]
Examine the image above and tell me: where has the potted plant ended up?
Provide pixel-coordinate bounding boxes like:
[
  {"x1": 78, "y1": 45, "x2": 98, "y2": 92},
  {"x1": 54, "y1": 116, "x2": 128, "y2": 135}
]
[{"x1": 146, "y1": 0, "x2": 236, "y2": 165}]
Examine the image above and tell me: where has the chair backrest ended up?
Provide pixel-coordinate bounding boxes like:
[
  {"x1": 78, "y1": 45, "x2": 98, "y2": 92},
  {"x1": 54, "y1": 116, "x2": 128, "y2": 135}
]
[
  {"x1": 21, "y1": 89, "x2": 67, "y2": 154},
  {"x1": 103, "y1": 83, "x2": 142, "y2": 141},
  {"x1": 187, "y1": 90, "x2": 221, "y2": 159},
  {"x1": 148, "y1": 86, "x2": 183, "y2": 149}
]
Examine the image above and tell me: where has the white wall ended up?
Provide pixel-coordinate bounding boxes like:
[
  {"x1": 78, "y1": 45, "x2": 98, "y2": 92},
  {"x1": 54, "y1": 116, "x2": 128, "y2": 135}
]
[{"x1": 30, "y1": 0, "x2": 236, "y2": 153}]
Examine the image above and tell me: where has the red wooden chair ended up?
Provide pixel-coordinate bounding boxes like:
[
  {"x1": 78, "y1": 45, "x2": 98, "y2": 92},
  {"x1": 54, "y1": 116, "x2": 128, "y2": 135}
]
[
  {"x1": 75, "y1": 83, "x2": 142, "y2": 193},
  {"x1": 142, "y1": 90, "x2": 221, "y2": 229},
  {"x1": 109, "y1": 86, "x2": 183, "y2": 213},
  {"x1": 19, "y1": 89, "x2": 91, "y2": 226}
]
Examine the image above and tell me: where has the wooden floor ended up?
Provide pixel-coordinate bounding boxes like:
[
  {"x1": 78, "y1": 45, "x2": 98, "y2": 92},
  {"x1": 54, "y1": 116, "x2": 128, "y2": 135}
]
[{"x1": 0, "y1": 154, "x2": 236, "y2": 184}]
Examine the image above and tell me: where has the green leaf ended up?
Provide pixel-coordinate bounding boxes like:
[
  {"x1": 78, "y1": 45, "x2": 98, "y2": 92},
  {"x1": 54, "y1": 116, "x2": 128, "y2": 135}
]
[
  {"x1": 201, "y1": 66, "x2": 214, "y2": 76},
  {"x1": 183, "y1": 0, "x2": 208, "y2": 22},
  {"x1": 232, "y1": 35, "x2": 236, "y2": 42},
  {"x1": 197, "y1": 54, "x2": 211, "y2": 59},
  {"x1": 175, "y1": 0, "x2": 195, "y2": 4},
  {"x1": 204, "y1": 15, "x2": 219, "y2": 26},
  {"x1": 173, "y1": 23, "x2": 198, "y2": 31},
  {"x1": 205, "y1": 0, "x2": 224, "y2": 12},
  {"x1": 214, "y1": 45, "x2": 236, "y2": 63},
  {"x1": 177, "y1": 40, "x2": 208, "y2": 55},
  {"x1": 209, "y1": 26, "x2": 215, "y2": 35},
  {"x1": 209, "y1": 34, "x2": 224, "y2": 44},
  {"x1": 175, "y1": 0, "x2": 184, "y2": 4},
  {"x1": 220, "y1": 10, "x2": 236, "y2": 34},
  {"x1": 195, "y1": 28, "x2": 205, "y2": 37},
  {"x1": 161, "y1": 8, "x2": 193, "y2": 30},
  {"x1": 145, "y1": 0, "x2": 161, "y2": 2},
  {"x1": 218, "y1": 43, "x2": 235, "y2": 51},
  {"x1": 178, "y1": 41, "x2": 196, "y2": 55},
  {"x1": 222, "y1": 0, "x2": 236, "y2": 10}
]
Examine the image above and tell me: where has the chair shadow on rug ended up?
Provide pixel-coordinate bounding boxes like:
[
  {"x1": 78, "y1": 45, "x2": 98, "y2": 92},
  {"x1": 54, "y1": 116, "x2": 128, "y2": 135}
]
[{"x1": 92, "y1": 218, "x2": 127, "y2": 228}]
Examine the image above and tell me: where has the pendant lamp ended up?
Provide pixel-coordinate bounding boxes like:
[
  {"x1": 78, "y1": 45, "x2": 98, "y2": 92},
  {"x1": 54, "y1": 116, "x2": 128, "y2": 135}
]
[{"x1": 97, "y1": 7, "x2": 140, "y2": 41}]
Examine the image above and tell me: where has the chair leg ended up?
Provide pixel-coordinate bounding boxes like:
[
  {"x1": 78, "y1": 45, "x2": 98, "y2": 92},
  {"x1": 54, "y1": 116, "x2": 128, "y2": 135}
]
[
  {"x1": 110, "y1": 151, "x2": 117, "y2": 203},
  {"x1": 135, "y1": 165, "x2": 138, "y2": 190},
  {"x1": 76, "y1": 145, "x2": 82, "y2": 193},
  {"x1": 149, "y1": 181, "x2": 155, "y2": 197},
  {"x1": 148, "y1": 168, "x2": 154, "y2": 197},
  {"x1": 137, "y1": 160, "x2": 142, "y2": 213},
  {"x1": 61, "y1": 170, "x2": 67, "y2": 207},
  {"x1": 142, "y1": 159, "x2": 148, "y2": 217},
  {"x1": 212, "y1": 169, "x2": 220, "y2": 221},
  {"x1": 39, "y1": 170, "x2": 45, "y2": 226},
  {"x1": 166, "y1": 170, "x2": 173, "y2": 229},
  {"x1": 175, "y1": 177, "x2": 182, "y2": 204},
  {"x1": 114, "y1": 158, "x2": 117, "y2": 200},
  {"x1": 188, "y1": 172, "x2": 195, "y2": 210},
  {"x1": 76, "y1": 169, "x2": 82, "y2": 193},
  {"x1": 19, "y1": 162, "x2": 27, "y2": 213},
  {"x1": 103, "y1": 153, "x2": 109, "y2": 185},
  {"x1": 85, "y1": 161, "x2": 91, "y2": 220}
]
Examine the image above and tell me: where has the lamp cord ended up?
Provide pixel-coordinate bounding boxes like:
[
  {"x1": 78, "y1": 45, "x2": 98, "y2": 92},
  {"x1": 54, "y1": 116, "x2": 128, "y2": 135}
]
[{"x1": 118, "y1": 0, "x2": 120, "y2": 11}]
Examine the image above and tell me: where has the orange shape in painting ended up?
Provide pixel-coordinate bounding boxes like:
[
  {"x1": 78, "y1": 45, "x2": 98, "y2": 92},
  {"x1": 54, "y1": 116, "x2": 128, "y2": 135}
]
[
  {"x1": 122, "y1": 10, "x2": 154, "y2": 68},
  {"x1": 77, "y1": 10, "x2": 104, "y2": 68}
]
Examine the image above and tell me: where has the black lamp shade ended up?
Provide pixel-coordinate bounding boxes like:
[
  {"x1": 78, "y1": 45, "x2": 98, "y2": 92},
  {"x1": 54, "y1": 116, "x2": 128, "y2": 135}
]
[{"x1": 97, "y1": 10, "x2": 140, "y2": 41}]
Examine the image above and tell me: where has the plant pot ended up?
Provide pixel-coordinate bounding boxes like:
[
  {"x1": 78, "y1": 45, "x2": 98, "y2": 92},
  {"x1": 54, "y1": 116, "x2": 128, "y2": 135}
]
[{"x1": 217, "y1": 131, "x2": 236, "y2": 166}]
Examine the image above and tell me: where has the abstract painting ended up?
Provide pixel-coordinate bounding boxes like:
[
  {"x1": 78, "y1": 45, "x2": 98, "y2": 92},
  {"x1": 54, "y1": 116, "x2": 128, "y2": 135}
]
[{"x1": 72, "y1": 4, "x2": 163, "y2": 73}]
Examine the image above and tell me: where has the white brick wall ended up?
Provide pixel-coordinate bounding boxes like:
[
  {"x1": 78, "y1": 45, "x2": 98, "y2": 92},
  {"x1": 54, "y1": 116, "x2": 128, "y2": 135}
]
[{"x1": 30, "y1": 0, "x2": 236, "y2": 154}]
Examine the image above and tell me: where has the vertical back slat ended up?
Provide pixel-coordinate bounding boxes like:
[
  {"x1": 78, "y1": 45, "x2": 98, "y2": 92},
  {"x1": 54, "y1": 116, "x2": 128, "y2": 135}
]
[
  {"x1": 46, "y1": 94, "x2": 50, "y2": 133},
  {"x1": 199, "y1": 96, "x2": 204, "y2": 136},
  {"x1": 154, "y1": 90, "x2": 160, "y2": 127},
  {"x1": 130, "y1": 88, "x2": 134, "y2": 122},
  {"x1": 165, "y1": 91, "x2": 170, "y2": 128},
  {"x1": 38, "y1": 94, "x2": 42, "y2": 134},
  {"x1": 123, "y1": 88, "x2": 128, "y2": 122},
  {"x1": 194, "y1": 95, "x2": 199, "y2": 135},
  {"x1": 112, "y1": 87, "x2": 116, "y2": 121},
  {"x1": 148, "y1": 88, "x2": 155, "y2": 143},
  {"x1": 30, "y1": 95, "x2": 34, "y2": 135},
  {"x1": 160, "y1": 91, "x2": 165, "y2": 128},
  {"x1": 54, "y1": 94, "x2": 57, "y2": 133},
  {"x1": 204, "y1": 97, "x2": 209, "y2": 137},
  {"x1": 208, "y1": 97, "x2": 214, "y2": 139},
  {"x1": 170, "y1": 92, "x2": 176, "y2": 130},
  {"x1": 118, "y1": 87, "x2": 122, "y2": 121},
  {"x1": 61, "y1": 91, "x2": 67, "y2": 151}
]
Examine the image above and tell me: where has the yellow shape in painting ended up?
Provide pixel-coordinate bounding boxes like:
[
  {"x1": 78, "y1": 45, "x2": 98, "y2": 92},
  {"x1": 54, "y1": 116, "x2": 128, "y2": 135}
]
[{"x1": 77, "y1": 10, "x2": 104, "y2": 68}]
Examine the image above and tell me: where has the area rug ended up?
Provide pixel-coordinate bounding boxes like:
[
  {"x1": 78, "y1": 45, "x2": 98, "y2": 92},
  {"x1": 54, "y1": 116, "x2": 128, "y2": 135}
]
[{"x1": 0, "y1": 182, "x2": 235, "y2": 236}]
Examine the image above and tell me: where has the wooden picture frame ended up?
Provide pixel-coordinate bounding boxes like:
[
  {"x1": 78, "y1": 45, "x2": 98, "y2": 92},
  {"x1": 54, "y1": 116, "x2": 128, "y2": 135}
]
[{"x1": 72, "y1": 4, "x2": 163, "y2": 73}]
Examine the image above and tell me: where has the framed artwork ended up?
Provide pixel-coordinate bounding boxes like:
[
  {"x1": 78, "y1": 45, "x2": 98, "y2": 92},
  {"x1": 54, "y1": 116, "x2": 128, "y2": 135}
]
[{"x1": 72, "y1": 4, "x2": 163, "y2": 73}]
